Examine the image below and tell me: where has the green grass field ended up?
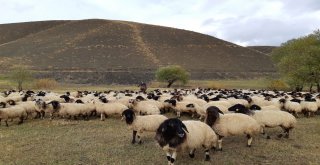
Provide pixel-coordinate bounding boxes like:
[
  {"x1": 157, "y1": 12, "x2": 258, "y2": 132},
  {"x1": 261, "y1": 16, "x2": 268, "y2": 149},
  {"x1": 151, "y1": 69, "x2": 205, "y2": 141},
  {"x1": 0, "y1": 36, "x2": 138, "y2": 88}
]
[{"x1": 0, "y1": 114, "x2": 319, "y2": 165}]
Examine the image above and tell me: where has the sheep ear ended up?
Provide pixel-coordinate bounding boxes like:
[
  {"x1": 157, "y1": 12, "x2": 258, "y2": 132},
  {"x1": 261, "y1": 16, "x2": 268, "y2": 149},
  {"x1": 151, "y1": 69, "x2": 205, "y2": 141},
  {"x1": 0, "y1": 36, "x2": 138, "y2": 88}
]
[
  {"x1": 161, "y1": 127, "x2": 167, "y2": 132},
  {"x1": 182, "y1": 123, "x2": 189, "y2": 133},
  {"x1": 218, "y1": 109, "x2": 224, "y2": 114}
]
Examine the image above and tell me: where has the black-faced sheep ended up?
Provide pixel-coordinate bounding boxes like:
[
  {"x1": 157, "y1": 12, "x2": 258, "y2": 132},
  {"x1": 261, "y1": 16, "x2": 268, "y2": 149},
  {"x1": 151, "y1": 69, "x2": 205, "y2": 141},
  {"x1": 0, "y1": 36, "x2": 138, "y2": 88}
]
[
  {"x1": 205, "y1": 106, "x2": 261, "y2": 150},
  {"x1": 121, "y1": 109, "x2": 167, "y2": 144},
  {"x1": 155, "y1": 118, "x2": 217, "y2": 165}
]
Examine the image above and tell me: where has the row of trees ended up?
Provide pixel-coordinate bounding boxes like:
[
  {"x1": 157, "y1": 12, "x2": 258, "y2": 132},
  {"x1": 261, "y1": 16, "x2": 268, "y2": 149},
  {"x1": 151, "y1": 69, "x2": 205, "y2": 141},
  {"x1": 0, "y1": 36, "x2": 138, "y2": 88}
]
[{"x1": 271, "y1": 30, "x2": 320, "y2": 92}]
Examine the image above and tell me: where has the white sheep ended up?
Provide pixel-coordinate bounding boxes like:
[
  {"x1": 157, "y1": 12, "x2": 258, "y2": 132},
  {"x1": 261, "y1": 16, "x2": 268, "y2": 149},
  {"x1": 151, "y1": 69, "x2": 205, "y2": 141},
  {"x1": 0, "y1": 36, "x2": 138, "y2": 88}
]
[
  {"x1": 279, "y1": 99, "x2": 302, "y2": 117},
  {"x1": 300, "y1": 101, "x2": 318, "y2": 117},
  {"x1": 121, "y1": 109, "x2": 167, "y2": 144},
  {"x1": 155, "y1": 118, "x2": 218, "y2": 165},
  {"x1": 129, "y1": 100, "x2": 160, "y2": 115},
  {"x1": 205, "y1": 106, "x2": 262, "y2": 150},
  {"x1": 226, "y1": 98, "x2": 249, "y2": 107},
  {"x1": 45, "y1": 101, "x2": 95, "y2": 120},
  {"x1": 167, "y1": 100, "x2": 198, "y2": 117},
  {"x1": 235, "y1": 108, "x2": 296, "y2": 139},
  {"x1": 0, "y1": 106, "x2": 27, "y2": 126},
  {"x1": 95, "y1": 102, "x2": 128, "y2": 120}
]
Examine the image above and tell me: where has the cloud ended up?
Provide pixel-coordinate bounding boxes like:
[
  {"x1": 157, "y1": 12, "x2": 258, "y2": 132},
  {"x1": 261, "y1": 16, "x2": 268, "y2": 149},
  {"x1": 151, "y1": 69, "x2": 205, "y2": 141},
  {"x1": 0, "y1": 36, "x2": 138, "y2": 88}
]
[{"x1": 0, "y1": 0, "x2": 319, "y2": 46}]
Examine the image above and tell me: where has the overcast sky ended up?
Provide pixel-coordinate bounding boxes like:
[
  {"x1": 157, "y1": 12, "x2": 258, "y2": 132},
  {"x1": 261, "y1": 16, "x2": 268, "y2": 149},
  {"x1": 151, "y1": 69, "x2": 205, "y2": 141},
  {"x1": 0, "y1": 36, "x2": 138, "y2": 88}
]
[{"x1": 1, "y1": 0, "x2": 320, "y2": 46}]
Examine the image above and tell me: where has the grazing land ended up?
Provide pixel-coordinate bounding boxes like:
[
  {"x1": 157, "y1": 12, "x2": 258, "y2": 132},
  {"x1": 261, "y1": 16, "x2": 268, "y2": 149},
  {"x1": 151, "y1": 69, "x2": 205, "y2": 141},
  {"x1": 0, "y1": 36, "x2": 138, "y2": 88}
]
[{"x1": 0, "y1": 114, "x2": 319, "y2": 165}]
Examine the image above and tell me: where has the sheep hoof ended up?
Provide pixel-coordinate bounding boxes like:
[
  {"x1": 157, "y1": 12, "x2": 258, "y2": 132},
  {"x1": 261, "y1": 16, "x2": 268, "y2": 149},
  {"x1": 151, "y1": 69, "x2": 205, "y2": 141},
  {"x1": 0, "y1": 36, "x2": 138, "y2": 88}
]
[
  {"x1": 205, "y1": 155, "x2": 210, "y2": 161},
  {"x1": 277, "y1": 134, "x2": 283, "y2": 138},
  {"x1": 189, "y1": 153, "x2": 195, "y2": 158},
  {"x1": 284, "y1": 134, "x2": 289, "y2": 139},
  {"x1": 131, "y1": 140, "x2": 136, "y2": 144},
  {"x1": 211, "y1": 146, "x2": 216, "y2": 150},
  {"x1": 266, "y1": 136, "x2": 271, "y2": 139},
  {"x1": 138, "y1": 141, "x2": 143, "y2": 145},
  {"x1": 218, "y1": 148, "x2": 222, "y2": 151},
  {"x1": 247, "y1": 144, "x2": 251, "y2": 148}
]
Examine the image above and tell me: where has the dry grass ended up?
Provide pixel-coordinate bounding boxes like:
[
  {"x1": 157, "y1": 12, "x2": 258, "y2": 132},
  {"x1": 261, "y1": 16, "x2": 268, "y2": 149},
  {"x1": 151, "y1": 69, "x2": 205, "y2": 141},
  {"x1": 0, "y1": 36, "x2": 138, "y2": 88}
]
[
  {"x1": 33, "y1": 78, "x2": 59, "y2": 90},
  {"x1": 0, "y1": 114, "x2": 319, "y2": 165}
]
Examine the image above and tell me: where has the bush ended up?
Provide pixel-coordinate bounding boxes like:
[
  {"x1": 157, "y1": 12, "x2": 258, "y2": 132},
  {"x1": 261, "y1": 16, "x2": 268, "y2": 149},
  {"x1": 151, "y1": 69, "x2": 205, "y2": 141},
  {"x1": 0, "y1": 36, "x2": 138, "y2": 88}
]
[
  {"x1": 206, "y1": 81, "x2": 225, "y2": 90},
  {"x1": 34, "y1": 79, "x2": 58, "y2": 89},
  {"x1": 155, "y1": 65, "x2": 190, "y2": 88},
  {"x1": 267, "y1": 80, "x2": 288, "y2": 91}
]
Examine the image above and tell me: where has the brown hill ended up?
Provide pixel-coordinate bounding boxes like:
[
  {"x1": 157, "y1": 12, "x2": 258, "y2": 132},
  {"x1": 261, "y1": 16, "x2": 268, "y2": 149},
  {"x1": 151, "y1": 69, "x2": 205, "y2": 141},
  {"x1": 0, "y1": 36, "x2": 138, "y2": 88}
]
[
  {"x1": 247, "y1": 46, "x2": 277, "y2": 55},
  {"x1": 0, "y1": 19, "x2": 275, "y2": 84}
]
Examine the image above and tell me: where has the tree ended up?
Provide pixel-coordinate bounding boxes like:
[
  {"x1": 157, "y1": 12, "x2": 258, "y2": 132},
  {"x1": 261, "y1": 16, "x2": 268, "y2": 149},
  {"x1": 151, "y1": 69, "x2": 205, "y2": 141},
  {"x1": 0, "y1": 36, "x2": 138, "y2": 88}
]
[
  {"x1": 155, "y1": 65, "x2": 190, "y2": 88},
  {"x1": 271, "y1": 29, "x2": 320, "y2": 92},
  {"x1": 8, "y1": 66, "x2": 33, "y2": 91}
]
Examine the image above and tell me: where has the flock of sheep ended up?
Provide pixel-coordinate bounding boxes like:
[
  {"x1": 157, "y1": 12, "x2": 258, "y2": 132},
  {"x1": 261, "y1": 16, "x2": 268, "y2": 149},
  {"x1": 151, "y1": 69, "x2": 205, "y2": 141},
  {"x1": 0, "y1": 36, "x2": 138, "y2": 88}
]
[{"x1": 1, "y1": 88, "x2": 319, "y2": 165}]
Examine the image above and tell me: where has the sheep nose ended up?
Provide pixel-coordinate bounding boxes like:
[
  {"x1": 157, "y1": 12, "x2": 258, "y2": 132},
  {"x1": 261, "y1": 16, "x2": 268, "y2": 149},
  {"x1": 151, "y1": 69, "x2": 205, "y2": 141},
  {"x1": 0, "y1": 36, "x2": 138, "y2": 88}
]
[{"x1": 178, "y1": 133, "x2": 185, "y2": 138}]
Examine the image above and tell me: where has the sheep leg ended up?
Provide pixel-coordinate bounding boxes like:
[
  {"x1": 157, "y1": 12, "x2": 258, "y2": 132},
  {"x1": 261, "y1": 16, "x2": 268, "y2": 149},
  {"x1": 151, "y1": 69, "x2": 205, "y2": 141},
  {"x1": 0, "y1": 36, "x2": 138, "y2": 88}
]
[
  {"x1": 34, "y1": 111, "x2": 40, "y2": 119},
  {"x1": 205, "y1": 149, "x2": 210, "y2": 161},
  {"x1": 177, "y1": 111, "x2": 181, "y2": 118},
  {"x1": 189, "y1": 149, "x2": 195, "y2": 158},
  {"x1": 5, "y1": 120, "x2": 9, "y2": 127},
  {"x1": 261, "y1": 128, "x2": 271, "y2": 139},
  {"x1": 278, "y1": 126, "x2": 286, "y2": 138},
  {"x1": 40, "y1": 111, "x2": 45, "y2": 119},
  {"x1": 18, "y1": 116, "x2": 24, "y2": 125},
  {"x1": 246, "y1": 134, "x2": 253, "y2": 147},
  {"x1": 217, "y1": 135, "x2": 223, "y2": 151},
  {"x1": 137, "y1": 131, "x2": 143, "y2": 144},
  {"x1": 132, "y1": 130, "x2": 137, "y2": 144},
  {"x1": 284, "y1": 128, "x2": 291, "y2": 138},
  {"x1": 100, "y1": 113, "x2": 105, "y2": 121}
]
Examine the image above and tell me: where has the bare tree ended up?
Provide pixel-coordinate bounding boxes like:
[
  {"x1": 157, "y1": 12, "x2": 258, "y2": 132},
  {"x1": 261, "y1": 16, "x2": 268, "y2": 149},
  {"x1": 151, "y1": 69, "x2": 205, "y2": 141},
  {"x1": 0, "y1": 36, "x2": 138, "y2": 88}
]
[{"x1": 8, "y1": 66, "x2": 33, "y2": 91}]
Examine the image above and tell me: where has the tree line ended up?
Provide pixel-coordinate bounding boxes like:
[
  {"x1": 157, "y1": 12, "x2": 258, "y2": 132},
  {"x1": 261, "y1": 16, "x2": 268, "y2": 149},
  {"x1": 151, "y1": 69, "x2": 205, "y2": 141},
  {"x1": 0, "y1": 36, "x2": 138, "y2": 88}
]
[{"x1": 271, "y1": 29, "x2": 320, "y2": 92}]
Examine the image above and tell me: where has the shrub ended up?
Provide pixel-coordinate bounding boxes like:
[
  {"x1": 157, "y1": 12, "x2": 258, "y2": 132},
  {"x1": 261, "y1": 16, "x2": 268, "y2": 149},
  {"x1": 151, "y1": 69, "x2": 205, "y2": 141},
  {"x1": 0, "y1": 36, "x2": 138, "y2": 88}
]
[
  {"x1": 34, "y1": 78, "x2": 58, "y2": 89},
  {"x1": 267, "y1": 80, "x2": 288, "y2": 91}
]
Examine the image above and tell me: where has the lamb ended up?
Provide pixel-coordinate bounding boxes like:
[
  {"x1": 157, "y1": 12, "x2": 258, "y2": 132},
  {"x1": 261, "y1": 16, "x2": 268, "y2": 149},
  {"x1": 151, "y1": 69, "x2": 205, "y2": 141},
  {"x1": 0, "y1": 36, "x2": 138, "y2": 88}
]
[
  {"x1": 155, "y1": 118, "x2": 218, "y2": 165},
  {"x1": 205, "y1": 106, "x2": 262, "y2": 150},
  {"x1": 121, "y1": 109, "x2": 167, "y2": 144},
  {"x1": 0, "y1": 106, "x2": 27, "y2": 126},
  {"x1": 95, "y1": 101, "x2": 128, "y2": 120},
  {"x1": 234, "y1": 108, "x2": 296, "y2": 139}
]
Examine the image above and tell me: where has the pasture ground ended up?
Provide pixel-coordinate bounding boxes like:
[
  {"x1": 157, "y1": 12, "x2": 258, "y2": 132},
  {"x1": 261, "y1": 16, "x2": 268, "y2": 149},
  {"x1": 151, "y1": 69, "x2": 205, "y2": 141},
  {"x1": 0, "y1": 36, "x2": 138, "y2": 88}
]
[{"x1": 0, "y1": 114, "x2": 319, "y2": 165}]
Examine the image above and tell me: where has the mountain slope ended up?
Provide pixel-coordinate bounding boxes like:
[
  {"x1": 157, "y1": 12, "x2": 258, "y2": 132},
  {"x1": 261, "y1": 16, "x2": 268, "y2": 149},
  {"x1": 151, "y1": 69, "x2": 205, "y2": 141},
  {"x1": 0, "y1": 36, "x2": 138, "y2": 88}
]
[{"x1": 0, "y1": 19, "x2": 275, "y2": 84}]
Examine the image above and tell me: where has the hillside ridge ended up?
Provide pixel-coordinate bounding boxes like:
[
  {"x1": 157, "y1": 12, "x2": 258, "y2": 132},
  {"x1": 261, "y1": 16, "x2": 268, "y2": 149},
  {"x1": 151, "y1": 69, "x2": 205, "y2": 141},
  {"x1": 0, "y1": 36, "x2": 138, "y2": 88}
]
[{"x1": 0, "y1": 19, "x2": 275, "y2": 84}]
